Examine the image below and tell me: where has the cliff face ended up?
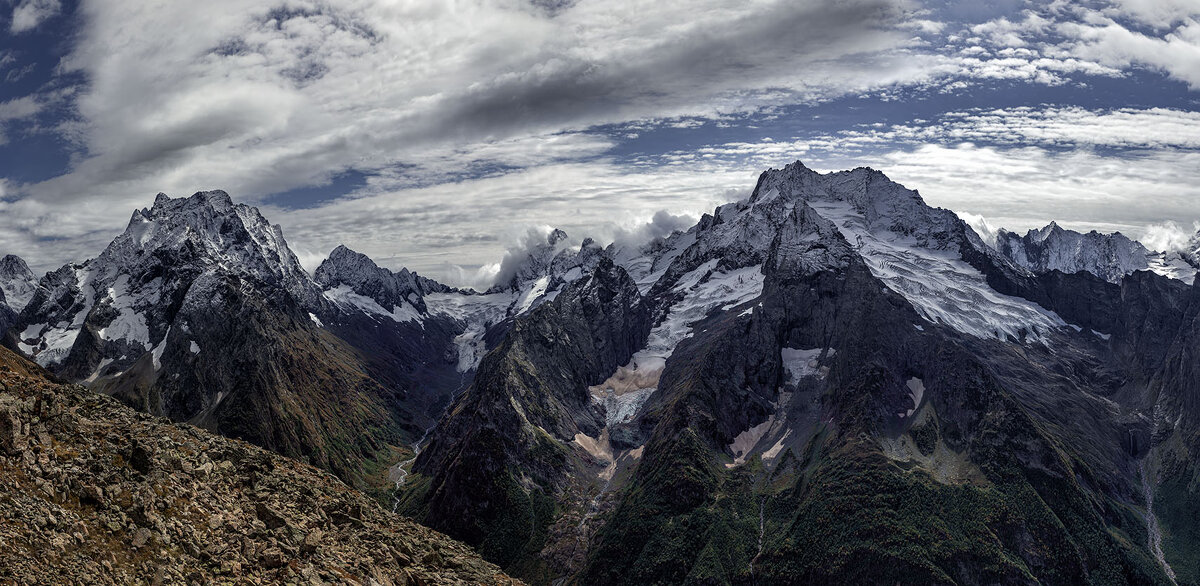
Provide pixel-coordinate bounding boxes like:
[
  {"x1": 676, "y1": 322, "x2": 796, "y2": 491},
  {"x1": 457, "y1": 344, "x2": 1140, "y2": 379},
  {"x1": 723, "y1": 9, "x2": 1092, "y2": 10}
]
[
  {"x1": 400, "y1": 162, "x2": 1193, "y2": 585},
  {"x1": 0, "y1": 345, "x2": 519, "y2": 585}
]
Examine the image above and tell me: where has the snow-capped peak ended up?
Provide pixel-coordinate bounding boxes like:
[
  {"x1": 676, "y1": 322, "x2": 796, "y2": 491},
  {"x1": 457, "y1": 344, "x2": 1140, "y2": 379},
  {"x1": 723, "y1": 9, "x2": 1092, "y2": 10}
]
[
  {"x1": 483, "y1": 230, "x2": 608, "y2": 314},
  {"x1": 625, "y1": 160, "x2": 1064, "y2": 344},
  {"x1": 104, "y1": 190, "x2": 313, "y2": 297},
  {"x1": 314, "y1": 245, "x2": 449, "y2": 316},
  {"x1": 0, "y1": 255, "x2": 37, "y2": 312},
  {"x1": 493, "y1": 229, "x2": 605, "y2": 294},
  {"x1": 16, "y1": 190, "x2": 321, "y2": 368},
  {"x1": 995, "y1": 223, "x2": 1151, "y2": 283}
]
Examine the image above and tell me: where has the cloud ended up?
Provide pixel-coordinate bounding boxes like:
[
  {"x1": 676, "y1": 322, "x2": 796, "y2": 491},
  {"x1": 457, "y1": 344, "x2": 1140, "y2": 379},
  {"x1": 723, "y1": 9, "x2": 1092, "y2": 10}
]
[
  {"x1": 490, "y1": 226, "x2": 564, "y2": 289},
  {"x1": 438, "y1": 262, "x2": 503, "y2": 292},
  {"x1": 871, "y1": 143, "x2": 1200, "y2": 240},
  {"x1": 958, "y1": 212, "x2": 1002, "y2": 246},
  {"x1": 1054, "y1": 16, "x2": 1200, "y2": 89},
  {"x1": 823, "y1": 106, "x2": 1200, "y2": 150},
  {"x1": 10, "y1": 0, "x2": 60, "y2": 33},
  {"x1": 265, "y1": 160, "x2": 752, "y2": 286},
  {"x1": 610, "y1": 210, "x2": 699, "y2": 249},
  {"x1": 22, "y1": 0, "x2": 932, "y2": 206},
  {"x1": 3, "y1": 0, "x2": 1200, "y2": 283},
  {"x1": 1107, "y1": 0, "x2": 1200, "y2": 29},
  {"x1": 0, "y1": 0, "x2": 958, "y2": 276},
  {"x1": 0, "y1": 95, "x2": 41, "y2": 143},
  {"x1": 1141, "y1": 220, "x2": 1200, "y2": 252}
]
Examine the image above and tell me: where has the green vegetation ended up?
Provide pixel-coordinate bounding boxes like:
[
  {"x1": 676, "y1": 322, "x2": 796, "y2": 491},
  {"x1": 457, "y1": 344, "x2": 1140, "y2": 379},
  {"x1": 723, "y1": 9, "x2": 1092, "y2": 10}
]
[
  {"x1": 1156, "y1": 462, "x2": 1200, "y2": 585},
  {"x1": 910, "y1": 418, "x2": 939, "y2": 456},
  {"x1": 582, "y1": 423, "x2": 1172, "y2": 586}
]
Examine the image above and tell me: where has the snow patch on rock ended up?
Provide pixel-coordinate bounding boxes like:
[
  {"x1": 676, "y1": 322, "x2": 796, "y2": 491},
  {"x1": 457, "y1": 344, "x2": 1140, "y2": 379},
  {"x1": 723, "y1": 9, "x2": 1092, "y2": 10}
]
[
  {"x1": 590, "y1": 261, "x2": 764, "y2": 416},
  {"x1": 0, "y1": 255, "x2": 37, "y2": 312},
  {"x1": 591, "y1": 387, "x2": 655, "y2": 427},
  {"x1": 903, "y1": 377, "x2": 925, "y2": 418},
  {"x1": 809, "y1": 200, "x2": 1065, "y2": 343},
  {"x1": 452, "y1": 323, "x2": 488, "y2": 373},
  {"x1": 84, "y1": 358, "x2": 114, "y2": 384},
  {"x1": 322, "y1": 285, "x2": 422, "y2": 324},
  {"x1": 151, "y1": 328, "x2": 171, "y2": 370},
  {"x1": 762, "y1": 430, "x2": 792, "y2": 461},
  {"x1": 780, "y1": 347, "x2": 832, "y2": 384},
  {"x1": 96, "y1": 275, "x2": 152, "y2": 349},
  {"x1": 726, "y1": 416, "x2": 775, "y2": 468}
]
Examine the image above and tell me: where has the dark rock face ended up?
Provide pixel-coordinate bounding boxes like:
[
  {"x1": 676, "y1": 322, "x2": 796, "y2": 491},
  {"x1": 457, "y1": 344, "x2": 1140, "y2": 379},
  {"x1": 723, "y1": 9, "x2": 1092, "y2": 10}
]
[
  {"x1": 410, "y1": 258, "x2": 650, "y2": 571},
  {"x1": 314, "y1": 244, "x2": 448, "y2": 314},
  {"x1": 996, "y1": 222, "x2": 1152, "y2": 283},
  {"x1": 91, "y1": 271, "x2": 414, "y2": 487},
  {"x1": 582, "y1": 222, "x2": 1169, "y2": 586},
  {"x1": 5, "y1": 192, "x2": 465, "y2": 493},
  {"x1": 0, "y1": 345, "x2": 520, "y2": 585},
  {"x1": 0, "y1": 296, "x2": 14, "y2": 342},
  {"x1": 0, "y1": 254, "x2": 36, "y2": 316},
  {"x1": 401, "y1": 161, "x2": 1196, "y2": 585}
]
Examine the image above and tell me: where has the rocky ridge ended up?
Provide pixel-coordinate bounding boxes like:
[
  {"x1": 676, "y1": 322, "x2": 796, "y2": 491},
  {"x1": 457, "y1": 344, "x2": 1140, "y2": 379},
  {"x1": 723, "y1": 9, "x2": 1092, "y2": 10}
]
[
  {"x1": 996, "y1": 222, "x2": 1154, "y2": 283},
  {"x1": 315, "y1": 245, "x2": 453, "y2": 317},
  {"x1": 0, "y1": 344, "x2": 518, "y2": 585},
  {"x1": 4, "y1": 192, "x2": 475, "y2": 493},
  {"x1": 0, "y1": 254, "x2": 36, "y2": 314},
  {"x1": 402, "y1": 160, "x2": 1191, "y2": 585}
]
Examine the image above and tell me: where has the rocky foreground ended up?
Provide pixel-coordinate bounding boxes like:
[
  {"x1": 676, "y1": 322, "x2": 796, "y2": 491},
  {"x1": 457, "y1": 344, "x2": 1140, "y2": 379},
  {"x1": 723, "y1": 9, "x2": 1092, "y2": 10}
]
[{"x1": 0, "y1": 345, "x2": 518, "y2": 585}]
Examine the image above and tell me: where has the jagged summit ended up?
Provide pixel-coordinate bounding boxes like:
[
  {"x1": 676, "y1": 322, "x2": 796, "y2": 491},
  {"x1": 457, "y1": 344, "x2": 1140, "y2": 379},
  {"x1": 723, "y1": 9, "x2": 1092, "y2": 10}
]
[
  {"x1": 110, "y1": 190, "x2": 312, "y2": 297},
  {"x1": 491, "y1": 228, "x2": 606, "y2": 295},
  {"x1": 0, "y1": 254, "x2": 36, "y2": 313},
  {"x1": 9, "y1": 191, "x2": 475, "y2": 492},
  {"x1": 15, "y1": 189, "x2": 319, "y2": 370},
  {"x1": 996, "y1": 222, "x2": 1152, "y2": 283},
  {"x1": 623, "y1": 159, "x2": 1060, "y2": 343},
  {"x1": 315, "y1": 244, "x2": 452, "y2": 316},
  {"x1": 1027, "y1": 220, "x2": 1061, "y2": 242},
  {"x1": 751, "y1": 162, "x2": 959, "y2": 241}
]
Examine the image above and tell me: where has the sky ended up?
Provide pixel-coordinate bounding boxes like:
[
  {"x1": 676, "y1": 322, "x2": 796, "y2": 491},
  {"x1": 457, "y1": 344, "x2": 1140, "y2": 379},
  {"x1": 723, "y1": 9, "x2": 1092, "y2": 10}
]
[{"x1": 0, "y1": 0, "x2": 1199, "y2": 287}]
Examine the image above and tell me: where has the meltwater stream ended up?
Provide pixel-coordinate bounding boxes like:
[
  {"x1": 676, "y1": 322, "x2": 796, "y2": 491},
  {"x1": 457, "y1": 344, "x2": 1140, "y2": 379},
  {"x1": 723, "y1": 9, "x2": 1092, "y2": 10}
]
[
  {"x1": 1140, "y1": 459, "x2": 1177, "y2": 584},
  {"x1": 390, "y1": 373, "x2": 471, "y2": 513}
]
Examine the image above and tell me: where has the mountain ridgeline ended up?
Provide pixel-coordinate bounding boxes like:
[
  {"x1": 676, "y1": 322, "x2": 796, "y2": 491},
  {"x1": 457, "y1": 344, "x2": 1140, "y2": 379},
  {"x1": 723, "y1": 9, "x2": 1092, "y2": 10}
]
[{"x1": 3, "y1": 162, "x2": 1200, "y2": 584}]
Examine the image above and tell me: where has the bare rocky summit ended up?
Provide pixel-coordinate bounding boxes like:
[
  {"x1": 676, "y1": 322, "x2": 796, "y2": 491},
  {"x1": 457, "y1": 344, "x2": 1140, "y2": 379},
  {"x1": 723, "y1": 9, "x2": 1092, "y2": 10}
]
[{"x1": 0, "y1": 345, "x2": 518, "y2": 585}]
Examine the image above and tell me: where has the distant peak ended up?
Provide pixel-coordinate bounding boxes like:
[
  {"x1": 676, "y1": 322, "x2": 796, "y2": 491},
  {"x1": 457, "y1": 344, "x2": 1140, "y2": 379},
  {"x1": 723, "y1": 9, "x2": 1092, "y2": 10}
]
[
  {"x1": 766, "y1": 159, "x2": 820, "y2": 178},
  {"x1": 0, "y1": 255, "x2": 32, "y2": 280},
  {"x1": 548, "y1": 228, "x2": 569, "y2": 246},
  {"x1": 1028, "y1": 221, "x2": 1062, "y2": 242},
  {"x1": 319, "y1": 245, "x2": 380, "y2": 274},
  {"x1": 191, "y1": 190, "x2": 234, "y2": 210},
  {"x1": 146, "y1": 190, "x2": 236, "y2": 215}
]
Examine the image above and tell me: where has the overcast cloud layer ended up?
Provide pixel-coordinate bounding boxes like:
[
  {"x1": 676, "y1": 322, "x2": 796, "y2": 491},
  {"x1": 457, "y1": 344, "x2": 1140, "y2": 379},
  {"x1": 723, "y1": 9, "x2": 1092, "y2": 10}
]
[{"x1": 0, "y1": 0, "x2": 1199, "y2": 286}]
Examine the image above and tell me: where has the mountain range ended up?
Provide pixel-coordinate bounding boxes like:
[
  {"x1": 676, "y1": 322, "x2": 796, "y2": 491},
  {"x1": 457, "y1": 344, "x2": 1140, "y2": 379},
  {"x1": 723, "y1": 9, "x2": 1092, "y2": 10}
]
[{"x1": 3, "y1": 161, "x2": 1200, "y2": 585}]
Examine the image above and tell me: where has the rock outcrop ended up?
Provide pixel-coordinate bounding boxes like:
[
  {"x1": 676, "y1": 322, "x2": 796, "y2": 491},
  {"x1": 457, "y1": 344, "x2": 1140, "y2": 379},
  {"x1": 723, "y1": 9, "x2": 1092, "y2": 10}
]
[{"x1": 0, "y1": 344, "x2": 518, "y2": 585}]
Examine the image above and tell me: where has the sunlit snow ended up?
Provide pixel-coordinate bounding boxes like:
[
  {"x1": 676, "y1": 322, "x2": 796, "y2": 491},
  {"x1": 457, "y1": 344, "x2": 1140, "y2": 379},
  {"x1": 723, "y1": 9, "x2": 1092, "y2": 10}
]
[{"x1": 808, "y1": 200, "x2": 1065, "y2": 343}]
